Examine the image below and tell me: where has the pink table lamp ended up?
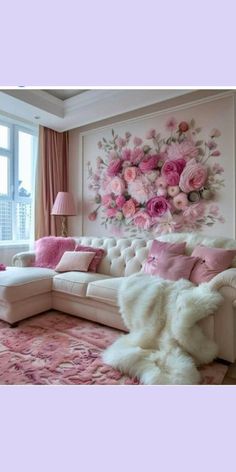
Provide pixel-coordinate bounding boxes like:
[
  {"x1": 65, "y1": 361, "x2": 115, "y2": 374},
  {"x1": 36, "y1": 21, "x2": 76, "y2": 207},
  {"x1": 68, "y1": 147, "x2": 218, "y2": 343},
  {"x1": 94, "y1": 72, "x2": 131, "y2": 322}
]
[{"x1": 51, "y1": 192, "x2": 76, "y2": 237}]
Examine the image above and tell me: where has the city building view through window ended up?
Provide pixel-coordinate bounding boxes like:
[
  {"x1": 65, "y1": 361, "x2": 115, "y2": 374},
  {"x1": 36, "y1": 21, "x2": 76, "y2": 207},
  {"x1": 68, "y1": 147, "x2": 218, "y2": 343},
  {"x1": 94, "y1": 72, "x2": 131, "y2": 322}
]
[{"x1": 0, "y1": 121, "x2": 37, "y2": 241}]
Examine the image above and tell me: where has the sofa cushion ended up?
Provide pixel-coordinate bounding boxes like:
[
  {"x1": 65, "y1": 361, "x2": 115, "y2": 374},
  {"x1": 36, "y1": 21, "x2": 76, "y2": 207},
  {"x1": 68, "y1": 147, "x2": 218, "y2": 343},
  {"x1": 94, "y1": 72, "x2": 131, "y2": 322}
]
[
  {"x1": 52, "y1": 272, "x2": 111, "y2": 298},
  {"x1": 75, "y1": 245, "x2": 105, "y2": 272},
  {"x1": 0, "y1": 267, "x2": 56, "y2": 302},
  {"x1": 143, "y1": 239, "x2": 187, "y2": 275},
  {"x1": 190, "y1": 245, "x2": 236, "y2": 284},
  {"x1": 86, "y1": 277, "x2": 123, "y2": 307},
  {"x1": 34, "y1": 236, "x2": 76, "y2": 269},
  {"x1": 55, "y1": 251, "x2": 96, "y2": 272},
  {"x1": 144, "y1": 253, "x2": 200, "y2": 281}
]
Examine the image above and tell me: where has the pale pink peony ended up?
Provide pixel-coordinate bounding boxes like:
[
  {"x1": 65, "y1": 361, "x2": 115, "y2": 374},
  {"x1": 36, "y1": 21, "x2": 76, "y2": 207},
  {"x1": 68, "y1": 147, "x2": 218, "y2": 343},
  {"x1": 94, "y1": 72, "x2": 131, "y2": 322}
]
[
  {"x1": 122, "y1": 199, "x2": 136, "y2": 218},
  {"x1": 133, "y1": 136, "x2": 143, "y2": 146},
  {"x1": 131, "y1": 147, "x2": 145, "y2": 164},
  {"x1": 115, "y1": 195, "x2": 126, "y2": 209},
  {"x1": 107, "y1": 159, "x2": 122, "y2": 177},
  {"x1": 128, "y1": 176, "x2": 150, "y2": 204},
  {"x1": 167, "y1": 140, "x2": 199, "y2": 161},
  {"x1": 173, "y1": 193, "x2": 189, "y2": 210},
  {"x1": 139, "y1": 154, "x2": 160, "y2": 173},
  {"x1": 132, "y1": 211, "x2": 152, "y2": 230},
  {"x1": 211, "y1": 150, "x2": 221, "y2": 157},
  {"x1": 106, "y1": 208, "x2": 117, "y2": 218},
  {"x1": 145, "y1": 128, "x2": 157, "y2": 140},
  {"x1": 167, "y1": 186, "x2": 180, "y2": 197},
  {"x1": 109, "y1": 150, "x2": 119, "y2": 160},
  {"x1": 146, "y1": 196, "x2": 169, "y2": 217},
  {"x1": 179, "y1": 160, "x2": 208, "y2": 192},
  {"x1": 121, "y1": 149, "x2": 132, "y2": 161},
  {"x1": 124, "y1": 166, "x2": 137, "y2": 183},
  {"x1": 182, "y1": 202, "x2": 205, "y2": 220},
  {"x1": 102, "y1": 194, "x2": 113, "y2": 207},
  {"x1": 109, "y1": 177, "x2": 126, "y2": 195},
  {"x1": 165, "y1": 117, "x2": 177, "y2": 132}
]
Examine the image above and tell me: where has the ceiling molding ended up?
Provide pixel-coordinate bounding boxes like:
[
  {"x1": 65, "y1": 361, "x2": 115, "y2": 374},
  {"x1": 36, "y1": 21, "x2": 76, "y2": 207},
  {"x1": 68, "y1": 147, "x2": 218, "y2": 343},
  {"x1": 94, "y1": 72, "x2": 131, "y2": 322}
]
[{"x1": 0, "y1": 88, "x2": 231, "y2": 133}]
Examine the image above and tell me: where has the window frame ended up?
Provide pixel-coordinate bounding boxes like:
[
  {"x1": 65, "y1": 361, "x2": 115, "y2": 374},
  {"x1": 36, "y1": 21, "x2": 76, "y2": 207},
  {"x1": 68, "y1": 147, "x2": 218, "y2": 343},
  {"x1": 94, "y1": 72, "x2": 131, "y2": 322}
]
[{"x1": 0, "y1": 117, "x2": 38, "y2": 244}]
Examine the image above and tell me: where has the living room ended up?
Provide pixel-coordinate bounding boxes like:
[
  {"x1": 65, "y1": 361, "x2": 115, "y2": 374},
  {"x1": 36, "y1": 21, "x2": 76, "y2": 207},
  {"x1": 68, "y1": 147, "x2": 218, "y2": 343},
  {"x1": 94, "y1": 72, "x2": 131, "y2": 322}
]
[{"x1": 1, "y1": 88, "x2": 236, "y2": 386}]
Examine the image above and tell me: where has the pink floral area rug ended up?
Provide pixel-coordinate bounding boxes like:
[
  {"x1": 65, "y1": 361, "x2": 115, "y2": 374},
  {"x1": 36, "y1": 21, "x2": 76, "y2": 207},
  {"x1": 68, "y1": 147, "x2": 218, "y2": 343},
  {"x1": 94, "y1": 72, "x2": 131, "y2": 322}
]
[{"x1": 0, "y1": 311, "x2": 228, "y2": 385}]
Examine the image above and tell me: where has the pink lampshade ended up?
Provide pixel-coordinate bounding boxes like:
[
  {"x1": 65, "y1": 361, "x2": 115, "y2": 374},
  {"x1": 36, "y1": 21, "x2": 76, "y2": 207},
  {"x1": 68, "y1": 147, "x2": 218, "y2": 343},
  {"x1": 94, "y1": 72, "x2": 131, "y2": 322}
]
[{"x1": 51, "y1": 192, "x2": 76, "y2": 216}]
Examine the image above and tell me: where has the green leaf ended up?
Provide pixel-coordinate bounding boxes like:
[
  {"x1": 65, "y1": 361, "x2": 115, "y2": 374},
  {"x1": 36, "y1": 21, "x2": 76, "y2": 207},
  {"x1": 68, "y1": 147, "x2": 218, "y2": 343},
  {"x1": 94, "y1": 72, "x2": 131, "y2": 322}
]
[
  {"x1": 195, "y1": 140, "x2": 203, "y2": 146},
  {"x1": 190, "y1": 119, "x2": 195, "y2": 128},
  {"x1": 111, "y1": 129, "x2": 114, "y2": 137}
]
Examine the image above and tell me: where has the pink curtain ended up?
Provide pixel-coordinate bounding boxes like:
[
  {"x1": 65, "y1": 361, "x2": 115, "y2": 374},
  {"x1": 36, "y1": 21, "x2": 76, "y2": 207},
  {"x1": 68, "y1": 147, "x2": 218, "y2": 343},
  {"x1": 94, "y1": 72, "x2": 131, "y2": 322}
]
[{"x1": 35, "y1": 126, "x2": 69, "y2": 238}]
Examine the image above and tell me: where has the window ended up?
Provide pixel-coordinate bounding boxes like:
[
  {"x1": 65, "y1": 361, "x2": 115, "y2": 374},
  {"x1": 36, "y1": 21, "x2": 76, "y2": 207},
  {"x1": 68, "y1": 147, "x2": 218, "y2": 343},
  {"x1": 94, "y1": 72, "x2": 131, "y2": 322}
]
[{"x1": 0, "y1": 119, "x2": 38, "y2": 242}]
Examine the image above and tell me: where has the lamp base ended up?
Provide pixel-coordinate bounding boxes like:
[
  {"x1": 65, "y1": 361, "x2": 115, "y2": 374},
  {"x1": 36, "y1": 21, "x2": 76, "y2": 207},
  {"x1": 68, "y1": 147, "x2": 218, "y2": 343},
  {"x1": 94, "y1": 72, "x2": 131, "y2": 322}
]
[{"x1": 61, "y1": 216, "x2": 68, "y2": 237}]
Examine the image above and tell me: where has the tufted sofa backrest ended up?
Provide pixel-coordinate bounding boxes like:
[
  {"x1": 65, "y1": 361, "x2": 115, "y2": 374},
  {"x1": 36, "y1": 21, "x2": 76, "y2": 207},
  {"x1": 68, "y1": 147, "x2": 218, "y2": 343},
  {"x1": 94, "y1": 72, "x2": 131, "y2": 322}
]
[{"x1": 74, "y1": 232, "x2": 236, "y2": 277}]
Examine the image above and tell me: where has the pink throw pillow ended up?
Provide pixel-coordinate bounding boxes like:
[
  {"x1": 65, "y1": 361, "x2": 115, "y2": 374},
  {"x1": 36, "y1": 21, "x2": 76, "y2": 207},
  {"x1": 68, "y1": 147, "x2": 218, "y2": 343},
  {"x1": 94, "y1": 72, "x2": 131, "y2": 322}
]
[
  {"x1": 75, "y1": 245, "x2": 105, "y2": 272},
  {"x1": 144, "y1": 253, "x2": 199, "y2": 281},
  {"x1": 55, "y1": 251, "x2": 96, "y2": 272},
  {"x1": 190, "y1": 245, "x2": 236, "y2": 284},
  {"x1": 35, "y1": 236, "x2": 76, "y2": 269},
  {"x1": 143, "y1": 239, "x2": 186, "y2": 275}
]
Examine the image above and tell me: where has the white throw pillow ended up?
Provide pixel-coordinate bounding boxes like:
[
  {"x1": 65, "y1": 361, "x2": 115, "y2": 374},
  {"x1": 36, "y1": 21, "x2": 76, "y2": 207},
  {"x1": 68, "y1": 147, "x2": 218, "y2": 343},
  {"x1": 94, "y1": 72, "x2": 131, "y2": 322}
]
[{"x1": 55, "y1": 251, "x2": 96, "y2": 272}]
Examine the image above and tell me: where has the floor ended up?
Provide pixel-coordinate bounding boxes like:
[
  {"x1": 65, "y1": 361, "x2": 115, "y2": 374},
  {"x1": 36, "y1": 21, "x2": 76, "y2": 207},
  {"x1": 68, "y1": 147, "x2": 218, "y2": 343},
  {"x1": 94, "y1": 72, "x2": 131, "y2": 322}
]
[{"x1": 222, "y1": 361, "x2": 236, "y2": 384}]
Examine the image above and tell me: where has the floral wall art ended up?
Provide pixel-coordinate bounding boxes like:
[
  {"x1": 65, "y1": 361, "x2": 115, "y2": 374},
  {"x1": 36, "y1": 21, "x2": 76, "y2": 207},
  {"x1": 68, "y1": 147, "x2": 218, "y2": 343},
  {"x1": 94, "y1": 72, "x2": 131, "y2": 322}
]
[{"x1": 82, "y1": 95, "x2": 235, "y2": 238}]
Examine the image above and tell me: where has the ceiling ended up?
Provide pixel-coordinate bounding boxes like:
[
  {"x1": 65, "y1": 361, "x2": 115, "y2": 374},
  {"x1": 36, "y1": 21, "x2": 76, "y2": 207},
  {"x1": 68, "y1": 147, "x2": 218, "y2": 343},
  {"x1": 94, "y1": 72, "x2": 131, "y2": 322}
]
[
  {"x1": 42, "y1": 89, "x2": 88, "y2": 100},
  {"x1": 0, "y1": 88, "x2": 227, "y2": 133}
]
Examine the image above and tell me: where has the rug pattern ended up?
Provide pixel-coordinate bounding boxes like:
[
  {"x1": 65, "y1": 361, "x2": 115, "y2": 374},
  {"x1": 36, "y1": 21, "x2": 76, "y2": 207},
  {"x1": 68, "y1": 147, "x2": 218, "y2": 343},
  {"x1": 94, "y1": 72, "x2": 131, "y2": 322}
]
[{"x1": 0, "y1": 311, "x2": 228, "y2": 385}]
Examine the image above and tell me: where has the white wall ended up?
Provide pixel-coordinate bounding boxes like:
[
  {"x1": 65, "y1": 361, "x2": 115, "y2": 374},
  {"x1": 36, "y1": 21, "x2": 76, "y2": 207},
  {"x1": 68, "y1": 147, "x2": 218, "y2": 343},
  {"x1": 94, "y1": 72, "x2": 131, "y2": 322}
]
[{"x1": 68, "y1": 91, "x2": 236, "y2": 239}]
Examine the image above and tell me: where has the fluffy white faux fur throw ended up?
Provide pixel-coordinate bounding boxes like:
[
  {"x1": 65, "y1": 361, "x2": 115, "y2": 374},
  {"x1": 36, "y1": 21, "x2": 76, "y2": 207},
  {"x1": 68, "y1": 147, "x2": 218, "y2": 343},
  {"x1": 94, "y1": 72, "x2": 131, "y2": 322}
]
[{"x1": 102, "y1": 274, "x2": 223, "y2": 385}]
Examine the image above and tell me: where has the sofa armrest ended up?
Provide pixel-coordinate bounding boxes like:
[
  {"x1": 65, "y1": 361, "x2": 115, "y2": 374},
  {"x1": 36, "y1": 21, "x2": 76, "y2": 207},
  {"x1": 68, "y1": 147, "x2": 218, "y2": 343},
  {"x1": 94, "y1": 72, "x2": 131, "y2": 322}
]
[
  {"x1": 209, "y1": 268, "x2": 236, "y2": 294},
  {"x1": 12, "y1": 251, "x2": 36, "y2": 267}
]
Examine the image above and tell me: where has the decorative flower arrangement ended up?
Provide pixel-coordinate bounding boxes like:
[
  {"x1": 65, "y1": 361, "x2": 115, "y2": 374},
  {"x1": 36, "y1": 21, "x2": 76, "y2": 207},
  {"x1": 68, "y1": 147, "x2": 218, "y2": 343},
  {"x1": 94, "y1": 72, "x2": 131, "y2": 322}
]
[{"x1": 87, "y1": 118, "x2": 225, "y2": 236}]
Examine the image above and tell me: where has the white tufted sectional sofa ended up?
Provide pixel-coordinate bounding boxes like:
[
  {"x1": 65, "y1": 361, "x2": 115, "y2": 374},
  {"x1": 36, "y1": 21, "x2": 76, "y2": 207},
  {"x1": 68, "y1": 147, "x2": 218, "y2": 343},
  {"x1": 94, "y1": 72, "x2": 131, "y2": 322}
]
[{"x1": 1, "y1": 232, "x2": 236, "y2": 362}]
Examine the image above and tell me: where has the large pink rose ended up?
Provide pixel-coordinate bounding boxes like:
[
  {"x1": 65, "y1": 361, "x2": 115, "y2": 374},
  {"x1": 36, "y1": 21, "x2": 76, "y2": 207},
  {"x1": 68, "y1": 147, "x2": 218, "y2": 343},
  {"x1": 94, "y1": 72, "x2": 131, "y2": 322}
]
[
  {"x1": 146, "y1": 196, "x2": 169, "y2": 217},
  {"x1": 107, "y1": 159, "x2": 122, "y2": 177},
  {"x1": 167, "y1": 141, "x2": 199, "y2": 161},
  {"x1": 124, "y1": 166, "x2": 137, "y2": 183},
  {"x1": 109, "y1": 177, "x2": 126, "y2": 195},
  {"x1": 132, "y1": 211, "x2": 152, "y2": 229},
  {"x1": 179, "y1": 160, "x2": 208, "y2": 192},
  {"x1": 165, "y1": 171, "x2": 180, "y2": 186},
  {"x1": 139, "y1": 154, "x2": 160, "y2": 173},
  {"x1": 122, "y1": 199, "x2": 136, "y2": 218},
  {"x1": 162, "y1": 158, "x2": 186, "y2": 177},
  {"x1": 131, "y1": 147, "x2": 144, "y2": 164}
]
